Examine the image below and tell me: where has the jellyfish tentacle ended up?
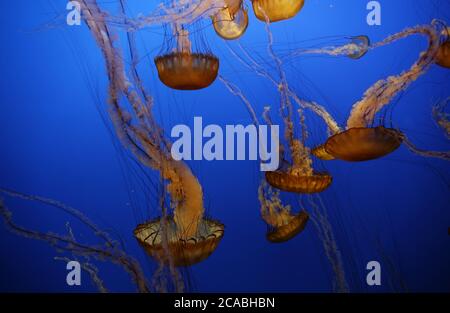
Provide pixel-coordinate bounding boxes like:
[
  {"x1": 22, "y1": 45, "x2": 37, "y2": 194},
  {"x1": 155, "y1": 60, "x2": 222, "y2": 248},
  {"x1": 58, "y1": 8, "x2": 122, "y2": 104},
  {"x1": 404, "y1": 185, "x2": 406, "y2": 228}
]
[
  {"x1": 347, "y1": 23, "x2": 442, "y2": 129},
  {"x1": 402, "y1": 135, "x2": 450, "y2": 161},
  {"x1": 0, "y1": 196, "x2": 149, "y2": 293}
]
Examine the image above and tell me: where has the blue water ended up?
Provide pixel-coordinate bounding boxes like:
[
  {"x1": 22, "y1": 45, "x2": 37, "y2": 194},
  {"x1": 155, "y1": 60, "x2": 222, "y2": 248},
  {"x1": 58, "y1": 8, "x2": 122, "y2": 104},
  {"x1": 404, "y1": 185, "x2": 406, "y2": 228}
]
[{"x1": 0, "y1": 0, "x2": 449, "y2": 292}]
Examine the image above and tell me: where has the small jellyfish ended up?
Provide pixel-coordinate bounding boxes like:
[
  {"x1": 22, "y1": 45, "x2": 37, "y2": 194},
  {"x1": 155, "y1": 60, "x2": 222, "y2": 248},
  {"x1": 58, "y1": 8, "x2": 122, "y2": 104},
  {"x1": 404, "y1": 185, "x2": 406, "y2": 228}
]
[
  {"x1": 252, "y1": 0, "x2": 305, "y2": 23},
  {"x1": 259, "y1": 182, "x2": 309, "y2": 243},
  {"x1": 213, "y1": 7, "x2": 249, "y2": 40},
  {"x1": 324, "y1": 127, "x2": 403, "y2": 162},
  {"x1": 266, "y1": 210, "x2": 309, "y2": 243},
  {"x1": 134, "y1": 216, "x2": 224, "y2": 267},
  {"x1": 155, "y1": 26, "x2": 219, "y2": 90},
  {"x1": 265, "y1": 137, "x2": 333, "y2": 193},
  {"x1": 347, "y1": 35, "x2": 370, "y2": 60}
]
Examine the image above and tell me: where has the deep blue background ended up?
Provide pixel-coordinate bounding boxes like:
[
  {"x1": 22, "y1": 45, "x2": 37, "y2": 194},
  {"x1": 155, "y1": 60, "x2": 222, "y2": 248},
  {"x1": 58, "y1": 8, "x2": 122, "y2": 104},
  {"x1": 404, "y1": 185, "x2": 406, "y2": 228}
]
[{"x1": 0, "y1": 0, "x2": 449, "y2": 292}]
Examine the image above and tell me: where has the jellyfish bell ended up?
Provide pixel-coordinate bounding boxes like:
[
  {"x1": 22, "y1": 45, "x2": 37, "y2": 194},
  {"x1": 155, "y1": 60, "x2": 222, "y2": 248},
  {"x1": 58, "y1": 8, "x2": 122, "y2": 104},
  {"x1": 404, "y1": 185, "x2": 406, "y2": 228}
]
[
  {"x1": 134, "y1": 216, "x2": 224, "y2": 267},
  {"x1": 155, "y1": 52, "x2": 219, "y2": 90},
  {"x1": 311, "y1": 144, "x2": 335, "y2": 161},
  {"x1": 347, "y1": 35, "x2": 370, "y2": 60},
  {"x1": 324, "y1": 127, "x2": 403, "y2": 162},
  {"x1": 213, "y1": 7, "x2": 249, "y2": 40},
  {"x1": 252, "y1": 0, "x2": 305, "y2": 23},
  {"x1": 266, "y1": 210, "x2": 309, "y2": 243},
  {"x1": 265, "y1": 170, "x2": 332, "y2": 193}
]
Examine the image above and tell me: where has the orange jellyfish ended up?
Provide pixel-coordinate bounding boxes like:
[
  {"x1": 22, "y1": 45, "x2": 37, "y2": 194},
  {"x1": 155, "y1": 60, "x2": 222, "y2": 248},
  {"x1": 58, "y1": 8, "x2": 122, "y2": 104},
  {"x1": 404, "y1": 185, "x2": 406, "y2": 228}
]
[
  {"x1": 314, "y1": 23, "x2": 440, "y2": 162},
  {"x1": 266, "y1": 137, "x2": 332, "y2": 193},
  {"x1": 213, "y1": 6, "x2": 249, "y2": 40},
  {"x1": 265, "y1": 170, "x2": 332, "y2": 193},
  {"x1": 252, "y1": 0, "x2": 305, "y2": 23},
  {"x1": 155, "y1": 26, "x2": 219, "y2": 90},
  {"x1": 324, "y1": 127, "x2": 403, "y2": 162},
  {"x1": 134, "y1": 216, "x2": 224, "y2": 267},
  {"x1": 259, "y1": 181, "x2": 309, "y2": 243},
  {"x1": 312, "y1": 127, "x2": 403, "y2": 162}
]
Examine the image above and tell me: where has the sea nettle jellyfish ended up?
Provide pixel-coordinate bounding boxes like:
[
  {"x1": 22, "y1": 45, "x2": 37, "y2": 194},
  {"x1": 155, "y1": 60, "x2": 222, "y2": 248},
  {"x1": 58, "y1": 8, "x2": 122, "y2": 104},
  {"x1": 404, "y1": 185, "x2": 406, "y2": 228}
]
[
  {"x1": 134, "y1": 216, "x2": 224, "y2": 267},
  {"x1": 265, "y1": 111, "x2": 332, "y2": 193},
  {"x1": 313, "y1": 22, "x2": 442, "y2": 162},
  {"x1": 155, "y1": 24, "x2": 219, "y2": 90},
  {"x1": 252, "y1": 0, "x2": 305, "y2": 23},
  {"x1": 213, "y1": 4, "x2": 249, "y2": 40},
  {"x1": 324, "y1": 127, "x2": 403, "y2": 162},
  {"x1": 259, "y1": 181, "x2": 309, "y2": 243}
]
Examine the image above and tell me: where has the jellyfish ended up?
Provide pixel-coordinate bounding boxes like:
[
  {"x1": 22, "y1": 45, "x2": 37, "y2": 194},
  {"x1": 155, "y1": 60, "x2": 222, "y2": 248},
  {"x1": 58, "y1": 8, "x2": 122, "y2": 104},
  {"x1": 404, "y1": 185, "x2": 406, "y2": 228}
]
[
  {"x1": 134, "y1": 216, "x2": 224, "y2": 267},
  {"x1": 284, "y1": 35, "x2": 370, "y2": 60},
  {"x1": 221, "y1": 21, "x2": 333, "y2": 194},
  {"x1": 265, "y1": 166, "x2": 333, "y2": 193},
  {"x1": 347, "y1": 35, "x2": 370, "y2": 60},
  {"x1": 313, "y1": 23, "x2": 442, "y2": 162},
  {"x1": 252, "y1": 0, "x2": 305, "y2": 23},
  {"x1": 259, "y1": 181, "x2": 309, "y2": 243},
  {"x1": 213, "y1": 5, "x2": 249, "y2": 40},
  {"x1": 323, "y1": 127, "x2": 403, "y2": 162},
  {"x1": 80, "y1": 0, "x2": 224, "y2": 267},
  {"x1": 155, "y1": 25, "x2": 219, "y2": 90}
]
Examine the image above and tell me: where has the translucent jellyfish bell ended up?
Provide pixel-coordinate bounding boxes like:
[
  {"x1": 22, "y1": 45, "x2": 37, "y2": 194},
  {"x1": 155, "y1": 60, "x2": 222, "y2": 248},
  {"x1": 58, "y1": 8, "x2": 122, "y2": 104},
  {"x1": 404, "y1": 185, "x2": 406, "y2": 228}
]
[
  {"x1": 213, "y1": 7, "x2": 249, "y2": 40},
  {"x1": 347, "y1": 35, "x2": 370, "y2": 60},
  {"x1": 252, "y1": 0, "x2": 305, "y2": 23},
  {"x1": 134, "y1": 216, "x2": 224, "y2": 267}
]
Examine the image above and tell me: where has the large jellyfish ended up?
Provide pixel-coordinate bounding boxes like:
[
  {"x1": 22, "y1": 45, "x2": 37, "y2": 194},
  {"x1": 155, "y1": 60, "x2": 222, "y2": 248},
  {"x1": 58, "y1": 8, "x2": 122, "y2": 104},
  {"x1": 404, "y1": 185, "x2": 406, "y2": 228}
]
[
  {"x1": 312, "y1": 22, "x2": 444, "y2": 162},
  {"x1": 80, "y1": 0, "x2": 224, "y2": 267},
  {"x1": 155, "y1": 25, "x2": 219, "y2": 90},
  {"x1": 252, "y1": 0, "x2": 305, "y2": 23}
]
